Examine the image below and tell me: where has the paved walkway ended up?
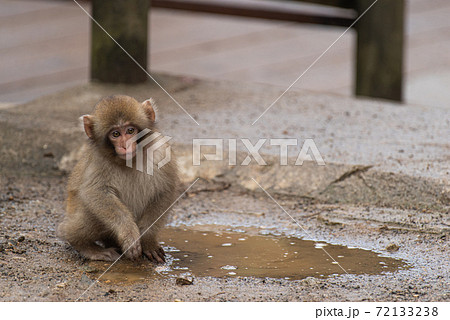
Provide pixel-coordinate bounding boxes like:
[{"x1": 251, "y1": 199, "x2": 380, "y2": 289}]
[{"x1": 1, "y1": 0, "x2": 450, "y2": 109}]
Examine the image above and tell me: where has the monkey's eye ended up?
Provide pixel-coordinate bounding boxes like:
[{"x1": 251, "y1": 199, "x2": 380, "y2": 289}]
[
  {"x1": 111, "y1": 131, "x2": 120, "y2": 138},
  {"x1": 126, "y1": 127, "x2": 136, "y2": 135}
]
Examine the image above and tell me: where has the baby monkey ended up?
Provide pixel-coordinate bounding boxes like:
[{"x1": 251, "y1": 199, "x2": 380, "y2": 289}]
[{"x1": 58, "y1": 95, "x2": 178, "y2": 263}]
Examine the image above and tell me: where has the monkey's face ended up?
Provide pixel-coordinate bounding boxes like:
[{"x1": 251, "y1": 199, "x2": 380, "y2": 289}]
[
  {"x1": 82, "y1": 95, "x2": 158, "y2": 163},
  {"x1": 108, "y1": 122, "x2": 139, "y2": 160}
]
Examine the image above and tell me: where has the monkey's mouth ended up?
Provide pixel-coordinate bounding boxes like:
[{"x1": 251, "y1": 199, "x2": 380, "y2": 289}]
[{"x1": 117, "y1": 150, "x2": 136, "y2": 160}]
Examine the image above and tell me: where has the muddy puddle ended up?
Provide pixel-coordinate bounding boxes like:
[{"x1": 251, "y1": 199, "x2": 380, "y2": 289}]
[{"x1": 88, "y1": 226, "x2": 407, "y2": 283}]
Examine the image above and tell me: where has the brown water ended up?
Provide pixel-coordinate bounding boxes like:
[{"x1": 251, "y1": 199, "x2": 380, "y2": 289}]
[{"x1": 89, "y1": 226, "x2": 407, "y2": 283}]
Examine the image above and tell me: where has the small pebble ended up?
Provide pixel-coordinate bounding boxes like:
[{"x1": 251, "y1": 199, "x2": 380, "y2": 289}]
[
  {"x1": 176, "y1": 277, "x2": 194, "y2": 286},
  {"x1": 386, "y1": 244, "x2": 400, "y2": 252}
]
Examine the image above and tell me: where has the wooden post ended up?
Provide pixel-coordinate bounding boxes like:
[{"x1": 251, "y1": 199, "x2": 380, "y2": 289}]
[
  {"x1": 355, "y1": 0, "x2": 404, "y2": 101},
  {"x1": 91, "y1": 0, "x2": 149, "y2": 83}
]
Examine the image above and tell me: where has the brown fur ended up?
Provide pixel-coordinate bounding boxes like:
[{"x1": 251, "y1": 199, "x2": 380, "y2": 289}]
[{"x1": 58, "y1": 95, "x2": 179, "y2": 262}]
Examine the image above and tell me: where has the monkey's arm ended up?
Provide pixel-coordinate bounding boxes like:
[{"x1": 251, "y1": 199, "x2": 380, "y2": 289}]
[
  {"x1": 79, "y1": 186, "x2": 142, "y2": 260},
  {"x1": 138, "y1": 186, "x2": 178, "y2": 263}
]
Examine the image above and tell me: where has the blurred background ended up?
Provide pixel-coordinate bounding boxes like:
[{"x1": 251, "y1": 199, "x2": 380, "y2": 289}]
[{"x1": 0, "y1": 0, "x2": 449, "y2": 109}]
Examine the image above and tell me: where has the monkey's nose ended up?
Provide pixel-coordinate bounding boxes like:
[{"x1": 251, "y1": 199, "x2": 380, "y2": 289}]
[{"x1": 116, "y1": 147, "x2": 129, "y2": 155}]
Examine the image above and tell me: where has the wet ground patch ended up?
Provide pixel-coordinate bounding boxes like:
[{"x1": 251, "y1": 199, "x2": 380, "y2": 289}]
[{"x1": 89, "y1": 226, "x2": 408, "y2": 284}]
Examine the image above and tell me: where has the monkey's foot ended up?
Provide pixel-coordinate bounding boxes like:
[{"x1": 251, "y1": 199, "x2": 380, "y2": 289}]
[
  {"x1": 79, "y1": 247, "x2": 121, "y2": 261},
  {"x1": 122, "y1": 239, "x2": 142, "y2": 261},
  {"x1": 144, "y1": 247, "x2": 166, "y2": 264}
]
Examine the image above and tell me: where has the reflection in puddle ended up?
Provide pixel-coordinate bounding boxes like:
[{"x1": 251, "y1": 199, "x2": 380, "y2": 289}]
[{"x1": 89, "y1": 226, "x2": 407, "y2": 283}]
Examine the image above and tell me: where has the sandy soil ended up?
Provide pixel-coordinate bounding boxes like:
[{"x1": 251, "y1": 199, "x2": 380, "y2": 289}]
[{"x1": 0, "y1": 175, "x2": 448, "y2": 302}]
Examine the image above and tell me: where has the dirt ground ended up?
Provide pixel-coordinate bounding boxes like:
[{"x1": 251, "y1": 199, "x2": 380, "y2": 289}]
[
  {"x1": 0, "y1": 175, "x2": 448, "y2": 302},
  {"x1": 0, "y1": 78, "x2": 448, "y2": 301}
]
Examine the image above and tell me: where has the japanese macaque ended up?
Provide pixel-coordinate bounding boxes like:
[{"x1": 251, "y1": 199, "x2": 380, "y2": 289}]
[{"x1": 58, "y1": 95, "x2": 179, "y2": 263}]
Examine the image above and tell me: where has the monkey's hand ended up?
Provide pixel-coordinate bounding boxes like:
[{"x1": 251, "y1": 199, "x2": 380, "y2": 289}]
[
  {"x1": 144, "y1": 246, "x2": 166, "y2": 264},
  {"x1": 120, "y1": 229, "x2": 143, "y2": 261}
]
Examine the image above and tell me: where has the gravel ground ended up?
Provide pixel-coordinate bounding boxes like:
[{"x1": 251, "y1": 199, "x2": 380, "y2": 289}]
[{"x1": 0, "y1": 176, "x2": 448, "y2": 302}]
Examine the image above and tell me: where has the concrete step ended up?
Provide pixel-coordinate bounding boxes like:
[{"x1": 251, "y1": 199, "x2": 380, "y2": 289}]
[{"x1": 0, "y1": 74, "x2": 448, "y2": 213}]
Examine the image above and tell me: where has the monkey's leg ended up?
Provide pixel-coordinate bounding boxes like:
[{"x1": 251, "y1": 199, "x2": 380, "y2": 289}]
[
  {"x1": 77, "y1": 245, "x2": 121, "y2": 262},
  {"x1": 101, "y1": 237, "x2": 120, "y2": 249},
  {"x1": 59, "y1": 217, "x2": 120, "y2": 261},
  {"x1": 79, "y1": 190, "x2": 143, "y2": 260}
]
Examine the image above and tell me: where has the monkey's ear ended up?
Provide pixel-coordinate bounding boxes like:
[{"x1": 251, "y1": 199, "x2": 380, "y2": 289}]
[
  {"x1": 81, "y1": 115, "x2": 95, "y2": 139},
  {"x1": 142, "y1": 98, "x2": 157, "y2": 122}
]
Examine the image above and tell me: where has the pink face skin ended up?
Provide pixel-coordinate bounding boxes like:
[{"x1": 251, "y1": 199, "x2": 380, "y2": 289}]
[{"x1": 108, "y1": 124, "x2": 138, "y2": 160}]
